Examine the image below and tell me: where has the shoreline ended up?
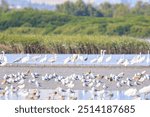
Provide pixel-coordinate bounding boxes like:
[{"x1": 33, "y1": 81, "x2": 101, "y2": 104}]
[{"x1": 2, "y1": 64, "x2": 150, "y2": 68}]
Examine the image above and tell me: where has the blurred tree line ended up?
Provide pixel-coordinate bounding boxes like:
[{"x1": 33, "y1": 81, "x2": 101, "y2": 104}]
[
  {"x1": 56, "y1": 0, "x2": 103, "y2": 17},
  {"x1": 0, "y1": 0, "x2": 150, "y2": 38},
  {"x1": 56, "y1": 0, "x2": 150, "y2": 17},
  {"x1": 0, "y1": 0, "x2": 9, "y2": 12}
]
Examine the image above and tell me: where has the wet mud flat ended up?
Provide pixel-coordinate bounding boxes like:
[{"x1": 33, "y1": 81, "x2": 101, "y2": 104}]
[{"x1": 0, "y1": 65, "x2": 150, "y2": 90}]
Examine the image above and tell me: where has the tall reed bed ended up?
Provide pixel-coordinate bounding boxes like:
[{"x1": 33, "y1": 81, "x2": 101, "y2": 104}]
[{"x1": 0, "y1": 33, "x2": 149, "y2": 54}]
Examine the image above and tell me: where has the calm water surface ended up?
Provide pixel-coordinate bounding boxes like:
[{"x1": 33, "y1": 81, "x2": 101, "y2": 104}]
[
  {"x1": 0, "y1": 89, "x2": 149, "y2": 100},
  {"x1": 5, "y1": 54, "x2": 150, "y2": 66}
]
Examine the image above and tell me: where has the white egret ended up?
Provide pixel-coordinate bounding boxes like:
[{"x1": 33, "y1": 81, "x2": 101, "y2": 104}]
[
  {"x1": 39, "y1": 55, "x2": 47, "y2": 63},
  {"x1": 90, "y1": 55, "x2": 99, "y2": 63},
  {"x1": 31, "y1": 55, "x2": 41, "y2": 62},
  {"x1": 0, "y1": 51, "x2": 8, "y2": 66},
  {"x1": 117, "y1": 54, "x2": 125, "y2": 65},
  {"x1": 48, "y1": 54, "x2": 57, "y2": 64},
  {"x1": 138, "y1": 56, "x2": 145, "y2": 63},
  {"x1": 97, "y1": 50, "x2": 106, "y2": 63},
  {"x1": 122, "y1": 59, "x2": 129, "y2": 66},
  {"x1": 21, "y1": 54, "x2": 30, "y2": 63},
  {"x1": 79, "y1": 54, "x2": 88, "y2": 64},
  {"x1": 71, "y1": 54, "x2": 79, "y2": 64},
  {"x1": 90, "y1": 50, "x2": 103, "y2": 64},
  {"x1": 146, "y1": 50, "x2": 150, "y2": 65},
  {"x1": 105, "y1": 54, "x2": 112, "y2": 63},
  {"x1": 64, "y1": 56, "x2": 71, "y2": 64},
  {"x1": 130, "y1": 53, "x2": 141, "y2": 65},
  {"x1": 13, "y1": 57, "x2": 23, "y2": 63}
]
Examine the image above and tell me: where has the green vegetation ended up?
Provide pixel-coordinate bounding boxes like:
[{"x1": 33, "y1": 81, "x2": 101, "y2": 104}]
[
  {"x1": 56, "y1": 0, "x2": 150, "y2": 17},
  {"x1": 0, "y1": 9, "x2": 150, "y2": 37},
  {"x1": 0, "y1": 34, "x2": 149, "y2": 54},
  {"x1": 56, "y1": 0, "x2": 103, "y2": 17},
  {"x1": 0, "y1": 0, "x2": 150, "y2": 53}
]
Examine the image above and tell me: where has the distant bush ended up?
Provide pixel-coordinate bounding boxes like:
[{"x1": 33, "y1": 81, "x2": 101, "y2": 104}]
[{"x1": 0, "y1": 9, "x2": 150, "y2": 37}]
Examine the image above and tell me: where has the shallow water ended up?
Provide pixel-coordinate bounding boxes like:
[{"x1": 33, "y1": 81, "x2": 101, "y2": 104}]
[
  {"x1": 4, "y1": 54, "x2": 150, "y2": 66},
  {"x1": 1, "y1": 54, "x2": 150, "y2": 100},
  {"x1": 0, "y1": 89, "x2": 149, "y2": 100}
]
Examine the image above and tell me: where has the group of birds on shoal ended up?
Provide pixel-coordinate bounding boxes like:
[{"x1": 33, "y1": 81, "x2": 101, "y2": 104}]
[
  {"x1": 1, "y1": 70, "x2": 150, "y2": 100},
  {"x1": 0, "y1": 50, "x2": 150, "y2": 66}
]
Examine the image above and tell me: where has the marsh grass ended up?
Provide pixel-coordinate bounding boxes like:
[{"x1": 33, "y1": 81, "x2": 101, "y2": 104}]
[{"x1": 0, "y1": 33, "x2": 149, "y2": 54}]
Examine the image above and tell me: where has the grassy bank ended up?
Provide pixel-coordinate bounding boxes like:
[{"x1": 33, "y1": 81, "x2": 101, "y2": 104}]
[
  {"x1": 0, "y1": 9, "x2": 150, "y2": 37},
  {"x1": 0, "y1": 33, "x2": 149, "y2": 54}
]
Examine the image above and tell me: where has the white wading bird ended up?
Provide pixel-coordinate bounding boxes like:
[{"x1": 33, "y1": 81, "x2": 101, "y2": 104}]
[
  {"x1": 97, "y1": 50, "x2": 106, "y2": 63},
  {"x1": 48, "y1": 54, "x2": 57, "y2": 64},
  {"x1": 146, "y1": 50, "x2": 150, "y2": 65},
  {"x1": 21, "y1": 54, "x2": 30, "y2": 63},
  {"x1": 90, "y1": 50, "x2": 103, "y2": 64},
  {"x1": 31, "y1": 55, "x2": 41, "y2": 62},
  {"x1": 0, "y1": 51, "x2": 8, "y2": 66},
  {"x1": 13, "y1": 56, "x2": 23, "y2": 63},
  {"x1": 71, "y1": 54, "x2": 79, "y2": 64},
  {"x1": 64, "y1": 56, "x2": 71, "y2": 64},
  {"x1": 105, "y1": 54, "x2": 112, "y2": 63},
  {"x1": 79, "y1": 54, "x2": 88, "y2": 64},
  {"x1": 117, "y1": 54, "x2": 125, "y2": 65},
  {"x1": 90, "y1": 55, "x2": 99, "y2": 63},
  {"x1": 39, "y1": 55, "x2": 47, "y2": 63}
]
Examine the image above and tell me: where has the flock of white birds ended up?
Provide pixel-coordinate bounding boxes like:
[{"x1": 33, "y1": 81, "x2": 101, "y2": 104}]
[
  {"x1": 0, "y1": 69, "x2": 150, "y2": 100},
  {"x1": 0, "y1": 50, "x2": 150, "y2": 66},
  {"x1": 1, "y1": 50, "x2": 150, "y2": 100}
]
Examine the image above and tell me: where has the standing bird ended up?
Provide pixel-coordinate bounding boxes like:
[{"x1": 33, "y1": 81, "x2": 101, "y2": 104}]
[
  {"x1": 97, "y1": 50, "x2": 106, "y2": 64},
  {"x1": 39, "y1": 55, "x2": 47, "y2": 63},
  {"x1": 138, "y1": 52, "x2": 145, "y2": 64},
  {"x1": 79, "y1": 54, "x2": 88, "y2": 64},
  {"x1": 146, "y1": 50, "x2": 150, "y2": 65},
  {"x1": 31, "y1": 55, "x2": 41, "y2": 62},
  {"x1": 90, "y1": 50, "x2": 103, "y2": 64},
  {"x1": 0, "y1": 51, "x2": 8, "y2": 66},
  {"x1": 117, "y1": 54, "x2": 125, "y2": 65},
  {"x1": 71, "y1": 54, "x2": 79, "y2": 64},
  {"x1": 122, "y1": 59, "x2": 129, "y2": 66},
  {"x1": 48, "y1": 54, "x2": 57, "y2": 64},
  {"x1": 13, "y1": 56, "x2": 23, "y2": 63},
  {"x1": 105, "y1": 54, "x2": 112, "y2": 63},
  {"x1": 64, "y1": 56, "x2": 71, "y2": 64},
  {"x1": 21, "y1": 54, "x2": 30, "y2": 63},
  {"x1": 90, "y1": 55, "x2": 99, "y2": 64}
]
